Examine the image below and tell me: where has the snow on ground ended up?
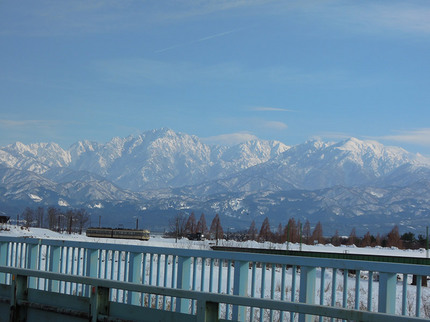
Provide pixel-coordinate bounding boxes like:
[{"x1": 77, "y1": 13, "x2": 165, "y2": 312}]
[{"x1": 1, "y1": 225, "x2": 428, "y2": 258}]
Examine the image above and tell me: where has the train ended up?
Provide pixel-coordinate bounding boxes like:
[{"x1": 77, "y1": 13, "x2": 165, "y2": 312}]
[{"x1": 86, "y1": 227, "x2": 150, "y2": 241}]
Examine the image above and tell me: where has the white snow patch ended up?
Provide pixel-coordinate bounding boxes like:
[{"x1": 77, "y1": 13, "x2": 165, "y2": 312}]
[
  {"x1": 58, "y1": 199, "x2": 70, "y2": 207},
  {"x1": 89, "y1": 203, "x2": 103, "y2": 209},
  {"x1": 28, "y1": 194, "x2": 42, "y2": 202}
]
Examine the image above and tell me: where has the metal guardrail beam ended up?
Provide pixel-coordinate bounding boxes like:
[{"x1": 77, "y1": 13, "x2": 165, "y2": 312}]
[{"x1": 0, "y1": 266, "x2": 427, "y2": 322}]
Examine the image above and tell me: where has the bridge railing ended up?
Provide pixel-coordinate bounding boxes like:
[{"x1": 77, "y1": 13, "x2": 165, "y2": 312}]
[{"x1": 0, "y1": 236, "x2": 429, "y2": 321}]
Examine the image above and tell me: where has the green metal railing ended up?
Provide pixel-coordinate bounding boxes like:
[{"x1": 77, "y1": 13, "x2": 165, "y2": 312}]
[{"x1": 1, "y1": 236, "x2": 429, "y2": 321}]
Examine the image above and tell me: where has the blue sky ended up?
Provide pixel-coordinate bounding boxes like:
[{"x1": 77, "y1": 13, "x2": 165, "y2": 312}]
[{"x1": 1, "y1": 1, "x2": 429, "y2": 155}]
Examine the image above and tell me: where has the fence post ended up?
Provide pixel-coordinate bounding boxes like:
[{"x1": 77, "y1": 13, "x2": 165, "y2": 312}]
[
  {"x1": 299, "y1": 266, "x2": 316, "y2": 322},
  {"x1": 176, "y1": 255, "x2": 192, "y2": 313},
  {"x1": 378, "y1": 272, "x2": 397, "y2": 314},
  {"x1": 197, "y1": 300, "x2": 219, "y2": 322},
  {"x1": 90, "y1": 286, "x2": 110, "y2": 322},
  {"x1": 232, "y1": 260, "x2": 249, "y2": 321},
  {"x1": 48, "y1": 245, "x2": 61, "y2": 292},
  {"x1": 85, "y1": 248, "x2": 99, "y2": 296},
  {"x1": 26, "y1": 241, "x2": 39, "y2": 288},
  {"x1": 128, "y1": 252, "x2": 143, "y2": 305},
  {"x1": 10, "y1": 274, "x2": 28, "y2": 321},
  {"x1": 0, "y1": 241, "x2": 8, "y2": 283}
]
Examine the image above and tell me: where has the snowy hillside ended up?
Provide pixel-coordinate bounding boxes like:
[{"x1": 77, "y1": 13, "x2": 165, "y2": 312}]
[{"x1": 0, "y1": 129, "x2": 430, "y2": 235}]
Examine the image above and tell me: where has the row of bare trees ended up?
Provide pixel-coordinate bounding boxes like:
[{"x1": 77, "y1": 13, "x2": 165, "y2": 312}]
[
  {"x1": 250, "y1": 216, "x2": 425, "y2": 249},
  {"x1": 167, "y1": 212, "x2": 224, "y2": 243},
  {"x1": 169, "y1": 212, "x2": 426, "y2": 250},
  {"x1": 19, "y1": 207, "x2": 90, "y2": 234}
]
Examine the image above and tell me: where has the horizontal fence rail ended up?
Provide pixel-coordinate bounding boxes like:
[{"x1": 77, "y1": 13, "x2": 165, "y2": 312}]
[{"x1": 0, "y1": 236, "x2": 429, "y2": 321}]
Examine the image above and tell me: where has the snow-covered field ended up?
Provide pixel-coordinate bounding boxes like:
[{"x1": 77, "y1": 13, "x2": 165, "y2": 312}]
[{"x1": 2, "y1": 225, "x2": 429, "y2": 258}]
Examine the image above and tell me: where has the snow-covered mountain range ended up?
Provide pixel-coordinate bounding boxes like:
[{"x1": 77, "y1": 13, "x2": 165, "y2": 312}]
[{"x1": 1, "y1": 128, "x2": 429, "y2": 234}]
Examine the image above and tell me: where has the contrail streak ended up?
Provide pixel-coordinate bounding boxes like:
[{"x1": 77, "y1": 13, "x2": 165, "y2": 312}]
[{"x1": 155, "y1": 28, "x2": 244, "y2": 53}]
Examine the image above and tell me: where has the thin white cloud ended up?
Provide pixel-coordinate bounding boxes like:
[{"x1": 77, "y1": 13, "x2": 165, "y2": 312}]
[
  {"x1": 308, "y1": 2, "x2": 430, "y2": 35},
  {"x1": 314, "y1": 132, "x2": 353, "y2": 141},
  {"x1": 356, "y1": 3, "x2": 430, "y2": 34},
  {"x1": 251, "y1": 107, "x2": 294, "y2": 112},
  {"x1": 97, "y1": 58, "x2": 346, "y2": 87},
  {"x1": 0, "y1": 119, "x2": 55, "y2": 128},
  {"x1": 201, "y1": 132, "x2": 258, "y2": 146},
  {"x1": 155, "y1": 28, "x2": 243, "y2": 54},
  {"x1": 1, "y1": 1, "x2": 272, "y2": 37},
  {"x1": 378, "y1": 129, "x2": 430, "y2": 146},
  {"x1": 259, "y1": 121, "x2": 288, "y2": 131}
]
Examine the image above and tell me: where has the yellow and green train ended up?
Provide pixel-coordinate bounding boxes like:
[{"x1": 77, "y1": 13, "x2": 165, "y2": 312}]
[{"x1": 86, "y1": 227, "x2": 150, "y2": 241}]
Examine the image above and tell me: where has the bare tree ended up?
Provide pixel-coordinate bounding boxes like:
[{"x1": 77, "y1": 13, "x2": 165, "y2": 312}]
[
  {"x1": 361, "y1": 231, "x2": 372, "y2": 247},
  {"x1": 47, "y1": 207, "x2": 58, "y2": 230},
  {"x1": 310, "y1": 221, "x2": 324, "y2": 244},
  {"x1": 22, "y1": 207, "x2": 33, "y2": 228},
  {"x1": 347, "y1": 227, "x2": 357, "y2": 245},
  {"x1": 373, "y1": 233, "x2": 382, "y2": 247},
  {"x1": 303, "y1": 220, "x2": 311, "y2": 244},
  {"x1": 248, "y1": 220, "x2": 258, "y2": 241},
  {"x1": 387, "y1": 225, "x2": 403, "y2": 248},
  {"x1": 331, "y1": 230, "x2": 341, "y2": 246},
  {"x1": 209, "y1": 214, "x2": 223, "y2": 245},
  {"x1": 65, "y1": 209, "x2": 75, "y2": 234},
  {"x1": 184, "y1": 212, "x2": 197, "y2": 234},
  {"x1": 169, "y1": 213, "x2": 187, "y2": 243},
  {"x1": 196, "y1": 213, "x2": 208, "y2": 234},
  {"x1": 36, "y1": 207, "x2": 44, "y2": 228},
  {"x1": 258, "y1": 217, "x2": 272, "y2": 242},
  {"x1": 283, "y1": 218, "x2": 298, "y2": 244},
  {"x1": 276, "y1": 223, "x2": 283, "y2": 243},
  {"x1": 76, "y1": 209, "x2": 90, "y2": 234}
]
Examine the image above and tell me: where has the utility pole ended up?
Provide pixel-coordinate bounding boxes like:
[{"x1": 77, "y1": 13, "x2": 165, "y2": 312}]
[
  {"x1": 426, "y1": 226, "x2": 429, "y2": 259},
  {"x1": 299, "y1": 223, "x2": 302, "y2": 251}
]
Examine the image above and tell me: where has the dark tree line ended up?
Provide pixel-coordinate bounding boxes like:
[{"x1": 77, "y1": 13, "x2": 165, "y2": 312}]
[
  {"x1": 19, "y1": 206, "x2": 90, "y2": 234},
  {"x1": 168, "y1": 212, "x2": 428, "y2": 250},
  {"x1": 245, "y1": 217, "x2": 427, "y2": 250}
]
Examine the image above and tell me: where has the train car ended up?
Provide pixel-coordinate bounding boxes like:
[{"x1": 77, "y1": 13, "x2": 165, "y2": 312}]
[
  {"x1": 86, "y1": 227, "x2": 150, "y2": 241},
  {"x1": 86, "y1": 227, "x2": 113, "y2": 238},
  {"x1": 112, "y1": 228, "x2": 150, "y2": 241}
]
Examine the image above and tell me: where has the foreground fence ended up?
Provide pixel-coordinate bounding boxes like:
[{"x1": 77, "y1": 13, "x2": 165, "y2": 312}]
[{"x1": 0, "y1": 236, "x2": 429, "y2": 321}]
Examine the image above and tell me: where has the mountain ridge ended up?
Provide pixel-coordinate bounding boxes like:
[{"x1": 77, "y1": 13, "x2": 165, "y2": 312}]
[{"x1": 0, "y1": 129, "x2": 429, "y2": 234}]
